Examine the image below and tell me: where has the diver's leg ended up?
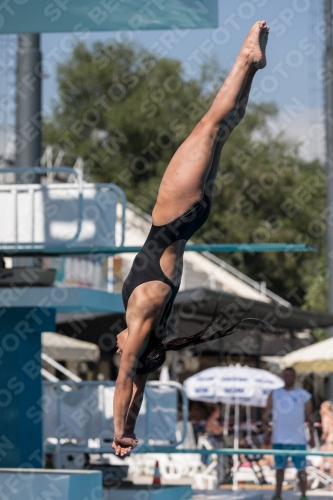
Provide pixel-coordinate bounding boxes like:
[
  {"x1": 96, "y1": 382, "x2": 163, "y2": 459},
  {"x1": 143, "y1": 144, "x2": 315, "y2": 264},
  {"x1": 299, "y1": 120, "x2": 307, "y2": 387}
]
[
  {"x1": 152, "y1": 21, "x2": 269, "y2": 226},
  {"x1": 204, "y1": 65, "x2": 258, "y2": 197}
]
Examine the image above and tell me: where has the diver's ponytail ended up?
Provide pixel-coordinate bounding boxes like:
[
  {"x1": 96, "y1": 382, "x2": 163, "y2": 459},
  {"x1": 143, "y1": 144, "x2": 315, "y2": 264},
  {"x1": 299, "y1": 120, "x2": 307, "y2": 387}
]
[
  {"x1": 137, "y1": 297, "x2": 277, "y2": 375},
  {"x1": 163, "y1": 299, "x2": 276, "y2": 352},
  {"x1": 164, "y1": 317, "x2": 271, "y2": 351}
]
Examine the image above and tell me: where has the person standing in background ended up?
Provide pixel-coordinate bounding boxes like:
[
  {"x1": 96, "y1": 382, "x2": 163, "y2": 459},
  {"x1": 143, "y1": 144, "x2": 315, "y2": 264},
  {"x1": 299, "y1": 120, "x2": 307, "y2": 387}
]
[
  {"x1": 319, "y1": 400, "x2": 333, "y2": 481},
  {"x1": 263, "y1": 367, "x2": 314, "y2": 500}
]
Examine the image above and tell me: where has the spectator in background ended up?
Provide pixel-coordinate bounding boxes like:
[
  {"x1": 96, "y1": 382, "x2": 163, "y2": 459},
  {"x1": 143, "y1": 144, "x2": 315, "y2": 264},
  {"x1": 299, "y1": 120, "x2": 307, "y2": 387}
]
[
  {"x1": 249, "y1": 424, "x2": 275, "y2": 470},
  {"x1": 205, "y1": 404, "x2": 224, "y2": 439},
  {"x1": 204, "y1": 403, "x2": 230, "y2": 486},
  {"x1": 259, "y1": 440, "x2": 275, "y2": 470},
  {"x1": 319, "y1": 400, "x2": 333, "y2": 480},
  {"x1": 263, "y1": 367, "x2": 314, "y2": 500},
  {"x1": 189, "y1": 401, "x2": 207, "y2": 441}
]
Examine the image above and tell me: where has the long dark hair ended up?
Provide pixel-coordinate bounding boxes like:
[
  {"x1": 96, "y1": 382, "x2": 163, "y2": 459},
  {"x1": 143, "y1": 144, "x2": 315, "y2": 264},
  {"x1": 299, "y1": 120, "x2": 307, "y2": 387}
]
[{"x1": 136, "y1": 299, "x2": 274, "y2": 375}]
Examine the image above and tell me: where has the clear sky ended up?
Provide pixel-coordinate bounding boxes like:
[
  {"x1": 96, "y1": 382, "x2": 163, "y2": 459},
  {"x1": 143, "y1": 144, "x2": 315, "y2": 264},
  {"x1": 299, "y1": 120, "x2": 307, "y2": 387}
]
[{"x1": 41, "y1": 0, "x2": 326, "y2": 161}]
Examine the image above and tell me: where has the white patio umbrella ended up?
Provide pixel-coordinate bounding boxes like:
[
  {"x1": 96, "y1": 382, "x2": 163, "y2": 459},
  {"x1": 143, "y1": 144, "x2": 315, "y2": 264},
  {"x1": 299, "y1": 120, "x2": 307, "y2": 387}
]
[
  {"x1": 184, "y1": 364, "x2": 284, "y2": 490},
  {"x1": 280, "y1": 337, "x2": 333, "y2": 373},
  {"x1": 42, "y1": 332, "x2": 100, "y2": 362}
]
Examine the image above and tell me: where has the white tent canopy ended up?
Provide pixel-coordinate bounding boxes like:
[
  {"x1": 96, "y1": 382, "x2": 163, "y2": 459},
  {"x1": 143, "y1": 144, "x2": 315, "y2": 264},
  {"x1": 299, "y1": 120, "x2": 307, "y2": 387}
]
[
  {"x1": 280, "y1": 337, "x2": 333, "y2": 373},
  {"x1": 42, "y1": 332, "x2": 100, "y2": 362}
]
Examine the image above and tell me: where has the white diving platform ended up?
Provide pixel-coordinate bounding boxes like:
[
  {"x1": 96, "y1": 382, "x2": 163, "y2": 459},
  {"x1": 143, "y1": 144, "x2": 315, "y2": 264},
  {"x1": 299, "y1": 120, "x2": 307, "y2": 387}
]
[{"x1": 0, "y1": 469, "x2": 102, "y2": 500}]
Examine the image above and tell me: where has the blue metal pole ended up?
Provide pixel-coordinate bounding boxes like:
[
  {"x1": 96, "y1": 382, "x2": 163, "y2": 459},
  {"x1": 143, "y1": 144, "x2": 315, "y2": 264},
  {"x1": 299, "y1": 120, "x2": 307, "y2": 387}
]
[
  {"x1": 133, "y1": 447, "x2": 333, "y2": 457},
  {"x1": 62, "y1": 445, "x2": 333, "y2": 457}
]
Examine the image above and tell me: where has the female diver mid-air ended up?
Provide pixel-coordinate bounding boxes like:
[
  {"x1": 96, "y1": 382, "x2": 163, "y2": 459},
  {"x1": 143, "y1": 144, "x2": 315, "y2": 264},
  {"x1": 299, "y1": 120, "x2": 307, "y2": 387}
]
[{"x1": 113, "y1": 21, "x2": 270, "y2": 457}]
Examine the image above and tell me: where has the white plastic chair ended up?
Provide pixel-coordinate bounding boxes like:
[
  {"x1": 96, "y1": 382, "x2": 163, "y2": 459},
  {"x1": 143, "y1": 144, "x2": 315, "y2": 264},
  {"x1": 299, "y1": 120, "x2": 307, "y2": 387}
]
[
  {"x1": 191, "y1": 433, "x2": 219, "y2": 490},
  {"x1": 235, "y1": 465, "x2": 260, "y2": 485},
  {"x1": 173, "y1": 422, "x2": 207, "y2": 477},
  {"x1": 306, "y1": 465, "x2": 333, "y2": 490},
  {"x1": 192, "y1": 461, "x2": 218, "y2": 490}
]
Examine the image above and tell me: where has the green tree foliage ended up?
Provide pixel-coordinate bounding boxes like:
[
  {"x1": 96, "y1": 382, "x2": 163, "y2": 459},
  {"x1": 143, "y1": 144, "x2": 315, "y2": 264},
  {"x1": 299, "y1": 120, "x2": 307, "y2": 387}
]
[
  {"x1": 44, "y1": 40, "x2": 218, "y2": 210},
  {"x1": 302, "y1": 263, "x2": 328, "y2": 313},
  {"x1": 44, "y1": 41, "x2": 326, "y2": 305},
  {"x1": 302, "y1": 259, "x2": 328, "y2": 341}
]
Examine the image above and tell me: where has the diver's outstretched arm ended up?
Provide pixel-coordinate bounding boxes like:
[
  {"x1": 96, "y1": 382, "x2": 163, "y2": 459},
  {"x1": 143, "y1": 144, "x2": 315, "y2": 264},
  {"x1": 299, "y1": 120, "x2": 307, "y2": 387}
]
[
  {"x1": 112, "y1": 373, "x2": 148, "y2": 456},
  {"x1": 113, "y1": 290, "x2": 165, "y2": 456},
  {"x1": 125, "y1": 374, "x2": 149, "y2": 433}
]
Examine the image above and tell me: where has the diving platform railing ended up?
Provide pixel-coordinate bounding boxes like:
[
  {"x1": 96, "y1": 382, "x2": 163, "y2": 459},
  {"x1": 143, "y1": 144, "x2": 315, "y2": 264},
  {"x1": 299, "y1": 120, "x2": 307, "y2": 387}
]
[
  {"x1": 129, "y1": 447, "x2": 333, "y2": 458},
  {"x1": 0, "y1": 166, "x2": 126, "y2": 253},
  {"x1": 43, "y1": 380, "x2": 188, "y2": 470},
  {"x1": 43, "y1": 380, "x2": 331, "y2": 461}
]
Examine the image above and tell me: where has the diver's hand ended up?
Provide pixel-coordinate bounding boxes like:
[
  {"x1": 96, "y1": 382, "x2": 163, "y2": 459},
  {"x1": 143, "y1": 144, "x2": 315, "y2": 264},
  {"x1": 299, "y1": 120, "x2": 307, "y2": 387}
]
[{"x1": 112, "y1": 433, "x2": 138, "y2": 457}]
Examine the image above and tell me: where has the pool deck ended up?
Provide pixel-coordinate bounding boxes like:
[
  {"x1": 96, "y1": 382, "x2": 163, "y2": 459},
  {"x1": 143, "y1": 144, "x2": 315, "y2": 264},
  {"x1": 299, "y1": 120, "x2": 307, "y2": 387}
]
[
  {"x1": 192, "y1": 489, "x2": 333, "y2": 500},
  {"x1": 193, "y1": 490, "x2": 264, "y2": 500}
]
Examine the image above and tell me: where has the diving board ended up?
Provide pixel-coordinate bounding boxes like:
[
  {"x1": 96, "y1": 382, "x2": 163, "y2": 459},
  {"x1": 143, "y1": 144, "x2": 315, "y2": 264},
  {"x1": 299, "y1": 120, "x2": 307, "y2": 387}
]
[
  {"x1": 0, "y1": 0, "x2": 218, "y2": 34},
  {"x1": 0, "y1": 243, "x2": 317, "y2": 256}
]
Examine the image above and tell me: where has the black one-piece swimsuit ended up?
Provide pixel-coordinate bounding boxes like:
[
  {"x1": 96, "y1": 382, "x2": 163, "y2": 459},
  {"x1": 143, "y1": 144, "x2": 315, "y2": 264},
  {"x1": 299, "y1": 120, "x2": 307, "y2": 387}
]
[{"x1": 122, "y1": 193, "x2": 212, "y2": 323}]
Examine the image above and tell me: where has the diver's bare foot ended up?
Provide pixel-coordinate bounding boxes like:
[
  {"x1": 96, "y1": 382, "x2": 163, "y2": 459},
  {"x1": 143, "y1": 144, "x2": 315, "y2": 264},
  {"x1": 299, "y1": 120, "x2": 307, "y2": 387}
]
[
  {"x1": 256, "y1": 24, "x2": 269, "y2": 69},
  {"x1": 240, "y1": 21, "x2": 269, "y2": 69}
]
